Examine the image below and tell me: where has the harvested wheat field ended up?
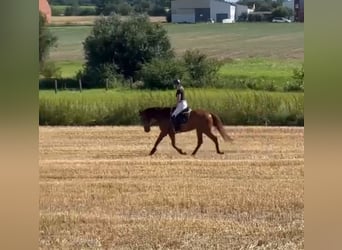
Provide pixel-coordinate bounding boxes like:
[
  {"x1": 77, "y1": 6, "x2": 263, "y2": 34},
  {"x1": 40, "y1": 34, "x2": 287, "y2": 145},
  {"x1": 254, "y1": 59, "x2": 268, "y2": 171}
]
[
  {"x1": 50, "y1": 16, "x2": 166, "y2": 26},
  {"x1": 39, "y1": 126, "x2": 304, "y2": 249}
]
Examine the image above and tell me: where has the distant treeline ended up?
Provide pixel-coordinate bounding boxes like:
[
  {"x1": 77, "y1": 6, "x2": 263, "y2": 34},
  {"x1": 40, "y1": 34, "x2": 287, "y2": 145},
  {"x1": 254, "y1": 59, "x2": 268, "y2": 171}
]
[
  {"x1": 50, "y1": 0, "x2": 292, "y2": 20},
  {"x1": 50, "y1": 0, "x2": 285, "y2": 12},
  {"x1": 50, "y1": 0, "x2": 95, "y2": 5}
]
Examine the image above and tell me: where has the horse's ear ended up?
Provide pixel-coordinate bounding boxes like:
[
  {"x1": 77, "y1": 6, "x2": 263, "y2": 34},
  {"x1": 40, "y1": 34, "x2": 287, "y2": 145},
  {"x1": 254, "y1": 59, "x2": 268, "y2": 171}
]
[{"x1": 138, "y1": 110, "x2": 142, "y2": 116}]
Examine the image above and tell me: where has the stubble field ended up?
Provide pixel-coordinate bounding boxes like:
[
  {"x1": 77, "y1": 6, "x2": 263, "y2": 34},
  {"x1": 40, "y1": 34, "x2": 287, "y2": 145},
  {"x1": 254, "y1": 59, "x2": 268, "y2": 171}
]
[{"x1": 39, "y1": 126, "x2": 304, "y2": 249}]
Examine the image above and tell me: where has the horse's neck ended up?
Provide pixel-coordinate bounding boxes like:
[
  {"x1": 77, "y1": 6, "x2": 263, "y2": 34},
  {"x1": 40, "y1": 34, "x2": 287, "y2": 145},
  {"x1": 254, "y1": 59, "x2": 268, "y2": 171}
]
[{"x1": 148, "y1": 108, "x2": 171, "y2": 121}]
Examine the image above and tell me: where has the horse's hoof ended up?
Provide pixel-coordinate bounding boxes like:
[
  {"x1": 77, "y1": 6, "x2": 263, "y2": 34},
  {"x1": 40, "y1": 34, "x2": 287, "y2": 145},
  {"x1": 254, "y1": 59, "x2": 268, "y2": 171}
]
[
  {"x1": 181, "y1": 152, "x2": 187, "y2": 155},
  {"x1": 218, "y1": 152, "x2": 224, "y2": 154},
  {"x1": 149, "y1": 149, "x2": 156, "y2": 155}
]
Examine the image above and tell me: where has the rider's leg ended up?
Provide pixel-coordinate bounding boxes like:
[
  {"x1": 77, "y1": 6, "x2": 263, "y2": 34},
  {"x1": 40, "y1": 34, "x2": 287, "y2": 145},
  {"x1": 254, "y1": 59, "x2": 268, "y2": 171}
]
[{"x1": 171, "y1": 101, "x2": 188, "y2": 132}]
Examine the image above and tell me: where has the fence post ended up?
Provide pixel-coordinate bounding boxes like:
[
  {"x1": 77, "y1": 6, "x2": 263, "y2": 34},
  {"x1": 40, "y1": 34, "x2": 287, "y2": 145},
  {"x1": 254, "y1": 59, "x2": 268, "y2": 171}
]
[
  {"x1": 54, "y1": 79, "x2": 57, "y2": 94},
  {"x1": 79, "y1": 79, "x2": 82, "y2": 92},
  {"x1": 106, "y1": 78, "x2": 109, "y2": 91}
]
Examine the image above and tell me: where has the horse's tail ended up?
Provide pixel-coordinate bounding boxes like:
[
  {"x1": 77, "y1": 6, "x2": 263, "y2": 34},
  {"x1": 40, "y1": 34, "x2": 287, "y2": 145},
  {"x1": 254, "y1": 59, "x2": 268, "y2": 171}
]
[{"x1": 211, "y1": 113, "x2": 233, "y2": 142}]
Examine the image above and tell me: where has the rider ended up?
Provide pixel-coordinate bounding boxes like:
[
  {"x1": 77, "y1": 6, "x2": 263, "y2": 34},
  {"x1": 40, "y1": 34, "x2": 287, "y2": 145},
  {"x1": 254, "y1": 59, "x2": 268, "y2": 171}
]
[{"x1": 171, "y1": 79, "x2": 188, "y2": 132}]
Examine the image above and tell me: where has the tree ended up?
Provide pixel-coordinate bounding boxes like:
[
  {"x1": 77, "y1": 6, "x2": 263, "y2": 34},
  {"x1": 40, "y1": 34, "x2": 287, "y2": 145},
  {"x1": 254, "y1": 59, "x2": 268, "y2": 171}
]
[
  {"x1": 82, "y1": 14, "x2": 173, "y2": 86},
  {"x1": 237, "y1": 0, "x2": 283, "y2": 11},
  {"x1": 237, "y1": 12, "x2": 248, "y2": 22},
  {"x1": 258, "y1": 2, "x2": 272, "y2": 11},
  {"x1": 271, "y1": 6, "x2": 292, "y2": 18},
  {"x1": 64, "y1": 0, "x2": 80, "y2": 16},
  {"x1": 272, "y1": 0, "x2": 285, "y2": 9},
  {"x1": 95, "y1": 0, "x2": 120, "y2": 15},
  {"x1": 133, "y1": 0, "x2": 150, "y2": 13},
  {"x1": 117, "y1": 2, "x2": 133, "y2": 15},
  {"x1": 39, "y1": 12, "x2": 57, "y2": 69},
  {"x1": 95, "y1": 0, "x2": 170, "y2": 16}
]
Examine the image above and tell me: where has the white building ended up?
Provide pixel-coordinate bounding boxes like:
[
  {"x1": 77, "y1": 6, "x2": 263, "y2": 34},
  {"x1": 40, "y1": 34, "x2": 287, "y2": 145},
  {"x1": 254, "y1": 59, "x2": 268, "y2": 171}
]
[
  {"x1": 233, "y1": 4, "x2": 251, "y2": 19},
  {"x1": 225, "y1": 0, "x2": 254, "y2": 17},
  {"x1": 171, "y1": 0, "x2": 237, "y2": 23}
]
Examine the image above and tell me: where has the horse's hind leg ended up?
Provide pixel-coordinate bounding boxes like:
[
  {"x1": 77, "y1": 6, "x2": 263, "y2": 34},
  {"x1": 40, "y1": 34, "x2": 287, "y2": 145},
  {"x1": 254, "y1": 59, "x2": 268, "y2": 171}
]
[
  {"x1": 150, "y1": 131, "x2": 166, "y2": 155},
  {"x1": 168, "y1": 132, "x2": 186, "y2": 155},
  {"x1": 204, "y1": 130, "x2": 224, "y2": 154},
  {"x1": 191, "y1": 129, "x2": 203, "y2": 156}
]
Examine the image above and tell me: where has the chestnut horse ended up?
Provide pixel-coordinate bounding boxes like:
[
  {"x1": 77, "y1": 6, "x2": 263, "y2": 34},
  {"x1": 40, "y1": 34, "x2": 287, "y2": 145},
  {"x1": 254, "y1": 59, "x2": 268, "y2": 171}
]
[{"x1": 139, "y1": 107, "x2": 233, "y2": 155}]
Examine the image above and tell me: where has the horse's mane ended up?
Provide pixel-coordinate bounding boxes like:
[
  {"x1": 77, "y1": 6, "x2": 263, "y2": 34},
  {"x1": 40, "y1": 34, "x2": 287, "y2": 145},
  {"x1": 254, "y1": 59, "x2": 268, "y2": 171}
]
[{"x1": 142, "y1": 107, "x2": 174, "y2": 120}]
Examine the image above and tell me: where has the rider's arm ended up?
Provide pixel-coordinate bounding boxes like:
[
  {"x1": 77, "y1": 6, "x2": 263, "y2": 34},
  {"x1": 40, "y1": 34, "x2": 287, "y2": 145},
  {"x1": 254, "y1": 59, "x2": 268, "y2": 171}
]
[
  {"x1": 176, "y1": 93, "x2": 181, "y2": 102},
  {"x1": 176, "y1": 89, "x2": 181, "y2": 102}
]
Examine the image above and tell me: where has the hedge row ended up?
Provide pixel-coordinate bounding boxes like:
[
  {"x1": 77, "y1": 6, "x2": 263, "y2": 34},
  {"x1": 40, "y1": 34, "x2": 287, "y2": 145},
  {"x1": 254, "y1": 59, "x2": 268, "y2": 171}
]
[{"x1": 39, "y1": 89, "x2": 304, "y2": 126}]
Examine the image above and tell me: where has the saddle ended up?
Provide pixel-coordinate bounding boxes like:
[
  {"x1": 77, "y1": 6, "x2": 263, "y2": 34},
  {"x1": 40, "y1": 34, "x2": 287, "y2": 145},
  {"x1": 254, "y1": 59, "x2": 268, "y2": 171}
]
[{"x1": 171, "y1": 107, "x2": 191, "y2": 132}]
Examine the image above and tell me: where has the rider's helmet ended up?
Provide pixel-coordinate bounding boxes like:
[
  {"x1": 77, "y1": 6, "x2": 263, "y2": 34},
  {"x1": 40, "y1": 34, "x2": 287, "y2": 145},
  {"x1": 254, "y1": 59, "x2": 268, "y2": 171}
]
[{"x1": 174, "y1": 79, "x2": 181, "y2": 85}]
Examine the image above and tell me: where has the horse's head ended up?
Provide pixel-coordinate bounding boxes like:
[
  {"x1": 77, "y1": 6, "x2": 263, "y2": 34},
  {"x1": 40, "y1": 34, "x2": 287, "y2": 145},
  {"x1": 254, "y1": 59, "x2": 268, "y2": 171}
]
[
  {"x1": 139, "y1": 109, "x2": 151, "y2": 133},
  {"x1": 139, "y1": 107, "x2": 172, "y2": 133}
]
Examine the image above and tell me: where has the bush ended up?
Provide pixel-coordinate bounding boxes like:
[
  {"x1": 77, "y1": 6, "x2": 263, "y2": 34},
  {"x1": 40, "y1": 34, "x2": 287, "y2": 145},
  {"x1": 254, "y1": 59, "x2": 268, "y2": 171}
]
[
  {"x1": 117, "y1": 2, "x2": 133, "y2": 15},
  {"x1": 237, "y1": 12, "x2": 248, "y2": 22},
  {"x1": 292, "y1": 64, "x2": 304, "y2": 82},
  {"x1": 96, "y1": 63, "x2": 124, "y2": 88},
  {"x1": 138, "y1": 58, "x2": 185, "y2": 89},
  {"x1": 137, "y1": 49, "x2": 223, "y2": 89},
  {"x1": 39, "y1": 78, "x2": 78, "y2": 90},
  {"x1": 182, "y1": 49, "x2": 222, "y2": 87},
  {"x1": 51, "y1": 7, "x2": 64, "y2": 16},
  {"x1": 284, "y1": 65, "x2": 304, "y2": 92},
  {"x1": 247, "y1": 13, "x2": 271, "y2": 22},
  {"x1": 271, "y1": 6, "x2": 293, "y2": 19},
  {"x1": 40, "y1": 62, "x2": 61, "y2": 79},
  {"x1": 283, "y1": 81, "x2": 303, "y2": 92},
  {"x1": 217, "y1": 77, "x2": 283, "y2": 91},
  {"x1": 79, "y1": 8, "x2": 97, "y2": 16},
  {"x1": 133, "y1": 1, "x2": 150, "y2": 13},
  {"x1": 148, "y1": 6, "x2": 167, "y2": 16},
  {"x1": 64, "y1": 6, "x2": 80, "y2": 16},
  {"x1": 248, "y1": 13, "x2": 263, "y2": 22},
  {"x1": 264, "y1": 81, "x2": 277, "y2": 92},
  {"x1": 78, "y1": 63, "x2": 126, "y2": 88}
]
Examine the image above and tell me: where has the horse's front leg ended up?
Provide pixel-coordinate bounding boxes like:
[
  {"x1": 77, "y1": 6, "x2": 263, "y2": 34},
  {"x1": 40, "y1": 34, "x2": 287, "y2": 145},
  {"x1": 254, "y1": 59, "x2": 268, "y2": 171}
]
[
  {"x1": 168, "y1": 132, "x2": 186, "y2": 155},
  {"x1": 150, "y1": 131, "x2": 167, "y2": 155}
]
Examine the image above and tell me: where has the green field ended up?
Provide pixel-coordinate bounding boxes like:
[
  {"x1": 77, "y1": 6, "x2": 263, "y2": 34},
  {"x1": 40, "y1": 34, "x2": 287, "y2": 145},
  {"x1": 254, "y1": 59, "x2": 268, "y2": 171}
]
[
  {"x1": 219, "y1": 58, "x2": 302, "y2": 89},
  {"x1": 48, "y1": 23, "x2": 304, "y2": 82},
  {"x1": 167, "y1": 23, "x2": 304, "y2": 60},
  {"x1": 49, "y1": 23, "x2": 304, "y2": 62},
  {"x1": 49, "y1": 26, "x2": 90, "y2": 63},
  {"x1": 54, "y1": 61, "x2": 83, "y2": 78}
]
